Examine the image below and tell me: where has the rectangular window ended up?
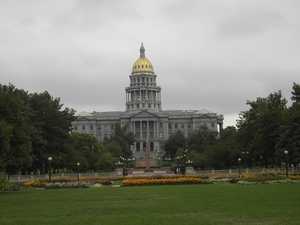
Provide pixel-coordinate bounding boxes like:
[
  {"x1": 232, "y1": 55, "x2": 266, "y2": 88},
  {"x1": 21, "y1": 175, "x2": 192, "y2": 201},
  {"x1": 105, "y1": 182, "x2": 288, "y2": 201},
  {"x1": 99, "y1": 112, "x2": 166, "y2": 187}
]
[
  {"x1": 136, "y1": 122, "x2": 140, "y2": 128},
  {"x1": 90, "y1": 125, "x2": 93, "y2": 130},
  {"x1": 143, "y1": 132, "x2": 146, "y2": 139},
  {"x1": 188, "y1": 123, "x2": 191, "y2": 129},
  {"x1": 111, "y1": 125, "x2": 114, "y2": 130},
  {"x1": 211, "y1": 122, "x2": 214, "y2": 127},
  {"x1": 136, "y1": 132, "x2": 139, "y2": 139},
  {"x1": 74, "y1": 125, "x2": 77, "y2": 130},
  {"x1": 98, "y1": 125, "x2": 101, "y2": 130},
  {"x1": 98, "y1": 134, "x2": 101, "y2": 140},
  {"x1": 149, "y1": 122, "x2": 153, "y2": 128},
  {"x1": 175, "y1": 124, "x2": 178, "y2": 129},
  {"x1": 181, "y1": 123, "x2": 184, "y2": 129},
  {"x1": 159, "y1": 122, "x2": 163, "y2": 128},
  {"x1": 104, "y1": 125, "x2": 107, "y2": 130},
  {"x1": 82, "y1": 125, "x2": 85, "y2": 130},
  {"x1": 168, "y1": 123, "x2": 171, "y2": 129},
  {"x1": 150, "y1": 132, "x2": 153, "y2": 139},
  {"x1": 159, "y1": 132, "x2": 163, "y2": 138}
]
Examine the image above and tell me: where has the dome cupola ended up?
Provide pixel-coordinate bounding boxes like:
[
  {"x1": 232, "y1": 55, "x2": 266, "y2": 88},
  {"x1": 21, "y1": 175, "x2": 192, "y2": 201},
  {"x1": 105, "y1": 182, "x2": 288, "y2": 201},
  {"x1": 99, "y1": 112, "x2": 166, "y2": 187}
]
[{"x1": 131, "y1": 43, "x2": 154, "y2": 75}]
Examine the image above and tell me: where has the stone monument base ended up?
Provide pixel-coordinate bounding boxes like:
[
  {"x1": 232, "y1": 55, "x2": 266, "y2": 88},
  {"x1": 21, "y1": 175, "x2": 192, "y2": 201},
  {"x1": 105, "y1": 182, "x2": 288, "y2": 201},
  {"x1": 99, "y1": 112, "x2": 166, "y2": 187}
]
[
  {"x1": 115, "y1": 168, "x2": 123, "y2": 176},
  {"x1": 185, "y1": 166, "x2": 194, "y2": 175},
  {"x1": 136, "y1": 158, "x2": 157, "y2": 167}
]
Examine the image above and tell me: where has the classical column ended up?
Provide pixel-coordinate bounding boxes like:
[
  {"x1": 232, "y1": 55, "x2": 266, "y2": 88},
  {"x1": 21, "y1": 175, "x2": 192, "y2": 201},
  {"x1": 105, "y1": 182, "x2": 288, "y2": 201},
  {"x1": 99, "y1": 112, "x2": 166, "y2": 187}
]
[
  {"x1": 145, "y1": 139, "x2": 150, "y2": 169},
  {"x1": 139, "y1": 121, "x2": 142, "y2": 140},
  {"x1": 147, "y1": 121, "x2": 149, "y2": 141},
  {"x1": 154, "y1": 121, "x2": 156, "y2": 139}
]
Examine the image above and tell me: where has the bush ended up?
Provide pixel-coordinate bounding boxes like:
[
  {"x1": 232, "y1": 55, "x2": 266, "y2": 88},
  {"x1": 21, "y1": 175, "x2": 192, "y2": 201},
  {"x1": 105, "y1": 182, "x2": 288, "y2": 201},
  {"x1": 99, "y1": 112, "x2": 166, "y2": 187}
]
[
  {"x1": 45, "y1": 181, "x2": 91, "y2": 190},
  {"x1": 0, "y1": 173, "x2": 9, "y2": 191},
  {"x1": 3, "y1": 183, "x2": 21, "y2": 191}
]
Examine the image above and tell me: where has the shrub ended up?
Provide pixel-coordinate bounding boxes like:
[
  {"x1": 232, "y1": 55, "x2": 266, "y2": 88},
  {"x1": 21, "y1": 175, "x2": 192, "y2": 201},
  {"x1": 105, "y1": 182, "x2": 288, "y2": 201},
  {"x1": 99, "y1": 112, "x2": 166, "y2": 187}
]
[
  {"x1": 3, "y1": 182, "x2": 21, "y2": 191},
  {"x1": 0, "y1": 173, "x2": 9, "y2": 191},
  {"x1": 45, "y1": 181, "x2": 91, "y2": 190}
]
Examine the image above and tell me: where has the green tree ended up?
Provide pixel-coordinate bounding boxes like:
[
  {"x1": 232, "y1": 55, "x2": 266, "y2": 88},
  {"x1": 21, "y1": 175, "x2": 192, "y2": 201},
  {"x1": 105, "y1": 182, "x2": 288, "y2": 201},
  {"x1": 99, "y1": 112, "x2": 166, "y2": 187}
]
[
  {"x1": 187, "y1": 126, "x2": 218, "y2": 153},
  {"x1": 68, "y1": 132, "x2": 117, "y2": 172},
  {"x1": 209, "y1": 126, "x2": 241, "y2": 169},
  {"x1": 27, "y1": 91, "x2": 75, "y2": 174},
  {"x1": 105, "y1": 141, "x2": 122, "y2": 158},
  {"x1": 106, "y1": 122, "x2": 135, "y2": 158},
  {"x1": 237, "y1": 91, "x2": 288, "y2": 168},
  {"x1": 277, "y1": 82, "x2": 300, "y2": 166},
  {"x1": 0, "y1": 120, "x2": 12, "y2": 172},
  {"x1": 164, "y1": 131, "x2": 186, "y2": 159},
  {"x1": 0, "y1": 84, "x2": 33, "y2": 175}
]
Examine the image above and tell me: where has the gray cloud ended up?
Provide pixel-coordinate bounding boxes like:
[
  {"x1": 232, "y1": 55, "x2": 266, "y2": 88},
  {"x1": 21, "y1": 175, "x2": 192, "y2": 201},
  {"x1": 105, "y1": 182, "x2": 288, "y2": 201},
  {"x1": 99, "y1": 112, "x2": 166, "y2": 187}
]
[{"x1": 0, "y1": 0, "x2": 299, "y2": 128}]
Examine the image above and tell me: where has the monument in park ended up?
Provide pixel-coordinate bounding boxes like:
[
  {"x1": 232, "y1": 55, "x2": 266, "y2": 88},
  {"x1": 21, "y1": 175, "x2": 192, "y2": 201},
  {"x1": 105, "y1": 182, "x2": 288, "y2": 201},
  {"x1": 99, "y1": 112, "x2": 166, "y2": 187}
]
[{"x1": 134, "y1": 138, "x2": 156, "y2": 169}]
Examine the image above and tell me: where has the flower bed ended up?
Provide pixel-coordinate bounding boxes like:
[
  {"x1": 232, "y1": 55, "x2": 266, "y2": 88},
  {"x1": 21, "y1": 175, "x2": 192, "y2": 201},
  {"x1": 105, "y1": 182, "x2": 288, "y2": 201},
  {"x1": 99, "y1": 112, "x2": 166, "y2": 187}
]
[
  {"x1": 45, "y1": 181, "x2": 91, "y2": 189},
  {"x1": 122, "y1": 176, "x2": 203, "y2": 186},
  {"x1": 237, "y1": 179, "x2": 299, "y2": 185}
]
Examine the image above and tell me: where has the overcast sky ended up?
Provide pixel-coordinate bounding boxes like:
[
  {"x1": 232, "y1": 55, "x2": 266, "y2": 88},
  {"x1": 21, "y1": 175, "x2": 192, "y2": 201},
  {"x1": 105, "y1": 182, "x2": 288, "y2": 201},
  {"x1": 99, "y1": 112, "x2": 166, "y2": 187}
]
[{"x1": 1, "y1": 0, "x2": 299, "y2": 128}]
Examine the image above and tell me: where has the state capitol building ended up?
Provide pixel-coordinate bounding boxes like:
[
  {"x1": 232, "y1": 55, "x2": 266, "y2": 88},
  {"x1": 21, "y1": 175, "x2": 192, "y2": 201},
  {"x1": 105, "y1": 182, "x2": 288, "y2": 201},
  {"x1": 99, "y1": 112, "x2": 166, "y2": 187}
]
[{"x1": 72, "y1": 44, "x2": 224, "y2": 159}]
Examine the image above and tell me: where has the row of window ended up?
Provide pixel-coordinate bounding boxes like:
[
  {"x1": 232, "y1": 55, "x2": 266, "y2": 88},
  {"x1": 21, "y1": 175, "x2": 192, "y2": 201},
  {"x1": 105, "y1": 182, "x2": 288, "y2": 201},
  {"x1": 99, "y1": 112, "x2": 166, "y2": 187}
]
[
  {"x1": 131, "y1": 77, "x2": 156, "y2": 84},
  {"x1": 135, "y1": 132, "x2": 164, "y2": 139},
  {"x1": 132, "y1": 103, "x2": 158, "y2": 108},
  {"x1": 133, "y1": 65, "x2": 153, "y2": 70},
  {"x1": 73, "y1": 124, "x2": 114, "y2": 131},
  {"x1": 74, "y1": 121, "x2": 215, "y2": 132}
]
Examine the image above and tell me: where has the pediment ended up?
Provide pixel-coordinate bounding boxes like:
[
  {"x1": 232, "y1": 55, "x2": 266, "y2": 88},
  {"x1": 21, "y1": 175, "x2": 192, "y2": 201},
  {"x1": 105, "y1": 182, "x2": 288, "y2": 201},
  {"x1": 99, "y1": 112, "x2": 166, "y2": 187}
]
[
  {"x1": 76, "y1": 116, "x2": 93, "y2": 121},
  {"x1": 75, "y1": 111, "x2": 93, "y2": 117},
  {"x1": 131, "y1": 110, "x2": 158, "y2": 118}
]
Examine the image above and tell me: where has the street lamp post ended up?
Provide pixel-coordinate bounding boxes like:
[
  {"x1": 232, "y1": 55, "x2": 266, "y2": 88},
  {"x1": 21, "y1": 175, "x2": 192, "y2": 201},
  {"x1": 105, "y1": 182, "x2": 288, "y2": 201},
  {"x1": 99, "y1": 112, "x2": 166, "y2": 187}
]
[
  {"x1": 175, "y1": 156, "x2": 182, "y2": 174},
  {"x1": 132, "y1": 146, "x2": 135, "y2": 158},
  {"x1": 116, "y1": 161, "x2": 123, "y2": 168},
  {"x1": 238, "y1": 158, "x2": 241, "y2": 177},
  {"x1": 284, "y1": 150, "x2": 288, "y2": 178},
  {"x1": 186, "y1": 159, "x2": 193, "y2": 165},
  {"x1": 77, "y1": 162, "x2": 80, "y2": 181},
  {"x1": 127, "y1": 158, "x2": 132, "y2": 168},
  {"x1": 48, "y1": 157, "x2": 52, "y2": 182}
]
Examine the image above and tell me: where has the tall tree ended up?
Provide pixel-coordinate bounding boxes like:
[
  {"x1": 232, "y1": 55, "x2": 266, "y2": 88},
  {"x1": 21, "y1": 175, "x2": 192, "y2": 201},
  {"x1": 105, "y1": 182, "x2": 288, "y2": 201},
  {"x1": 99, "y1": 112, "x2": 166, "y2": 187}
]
[
  {"x1": 0, "y1": 120, "x2": 12, "y2": 171},
  {"x1": 0, "y1": 84, "x2": 33, "y2": 174},
  {"x1": 277, "y1": 82, "x2": 300, "y2": 166},
  {"x1": 237, "y1": 91, "x2": 288, "y2": 168},
  {"x1": 28, "y1": 91, "x2": 75, "y2": 174}
]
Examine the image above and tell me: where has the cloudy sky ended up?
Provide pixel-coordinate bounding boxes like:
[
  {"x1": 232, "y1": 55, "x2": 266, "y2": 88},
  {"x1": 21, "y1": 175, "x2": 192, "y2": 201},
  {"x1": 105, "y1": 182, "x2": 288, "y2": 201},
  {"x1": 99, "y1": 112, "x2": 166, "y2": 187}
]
[{"x1": 1, "y1": 0, "x2": 299, "y2": 128}]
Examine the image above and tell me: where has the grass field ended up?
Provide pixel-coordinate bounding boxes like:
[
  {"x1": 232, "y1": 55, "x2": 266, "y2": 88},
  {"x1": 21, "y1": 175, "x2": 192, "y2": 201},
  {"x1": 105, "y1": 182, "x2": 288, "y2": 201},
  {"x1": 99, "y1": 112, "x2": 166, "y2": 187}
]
[{"x1": 1, "y1": 182, "x2": 300, "y2": 225}]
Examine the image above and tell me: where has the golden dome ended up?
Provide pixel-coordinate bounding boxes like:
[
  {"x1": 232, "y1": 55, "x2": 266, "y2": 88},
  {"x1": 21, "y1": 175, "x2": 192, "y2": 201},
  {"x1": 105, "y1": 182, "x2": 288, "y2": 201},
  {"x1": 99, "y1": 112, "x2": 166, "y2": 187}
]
[{"x1": 131, "y1": 43, "x2": 154, "y2": 75}]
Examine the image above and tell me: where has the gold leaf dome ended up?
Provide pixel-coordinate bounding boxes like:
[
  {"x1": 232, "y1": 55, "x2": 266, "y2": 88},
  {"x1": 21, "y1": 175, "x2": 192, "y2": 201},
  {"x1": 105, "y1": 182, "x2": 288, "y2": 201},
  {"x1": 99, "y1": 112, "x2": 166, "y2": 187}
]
[{"x1": 131, "y1": 43, "x2": 154, "y2": 75}]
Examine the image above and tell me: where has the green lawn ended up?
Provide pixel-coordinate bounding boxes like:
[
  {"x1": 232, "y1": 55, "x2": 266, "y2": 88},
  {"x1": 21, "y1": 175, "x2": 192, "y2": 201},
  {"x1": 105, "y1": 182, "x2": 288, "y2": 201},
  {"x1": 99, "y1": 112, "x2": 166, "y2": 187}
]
[{"x1": 1, "y1": 183, "x2": 300, "y2": 225}]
